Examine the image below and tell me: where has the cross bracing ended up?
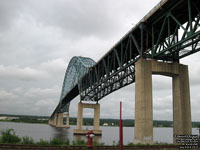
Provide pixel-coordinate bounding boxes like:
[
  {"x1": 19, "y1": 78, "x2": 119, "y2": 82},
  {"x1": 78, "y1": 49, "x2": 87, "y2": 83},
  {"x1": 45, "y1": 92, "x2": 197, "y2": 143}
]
[{"x1": 50, "y1": 0, "x2": 200, "y2": 119}]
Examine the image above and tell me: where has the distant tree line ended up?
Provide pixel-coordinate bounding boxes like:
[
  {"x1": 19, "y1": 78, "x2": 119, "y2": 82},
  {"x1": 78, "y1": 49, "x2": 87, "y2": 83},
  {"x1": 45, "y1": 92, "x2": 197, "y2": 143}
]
[
  {"x1": 70, "y1": 117, "x2": 200, "y2": 128},
  {"x1": 0, "y1": 114, "x2": 200, "y2": 127}
]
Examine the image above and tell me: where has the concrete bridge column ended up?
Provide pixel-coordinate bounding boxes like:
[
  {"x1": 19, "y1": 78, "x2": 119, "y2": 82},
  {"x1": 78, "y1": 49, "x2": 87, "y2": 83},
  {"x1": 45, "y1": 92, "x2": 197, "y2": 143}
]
[
  {"x1": 76, "y1": 102, "x2": 83, "y2": 130},
  {"x1": 94, "y1": 104, "x2": 100, "y2": 130},
  {"x1": 50, "y1": 119, "x2": 54, "y2": 125},
  {"x1": 55, "y1": 114, "x2": 59, "y2": 126},
  {"x1": 73, "y1": 102, "x2": 102, "y2": 135},
  {"x1": 134, "y1": 58, "x2": 192, "y2": 144},
  {"x1": 48, "y1": 119, "x2": 53, "y2": 125},
  {"x1": 66, "y1": 113, "x2": 70, "y2": 128},
  {"x1": 134, "y1": 58, "x2": 153, "y2": 144},
  {"x1": 173, "y1": 64, "x2": 192, "y2": 143},
  {"x1": 56, "y1": 113, "x2": 63, "y2": 127},
  {"x1": 53, "y1": 115, "x2": 57, "y2": 126}
]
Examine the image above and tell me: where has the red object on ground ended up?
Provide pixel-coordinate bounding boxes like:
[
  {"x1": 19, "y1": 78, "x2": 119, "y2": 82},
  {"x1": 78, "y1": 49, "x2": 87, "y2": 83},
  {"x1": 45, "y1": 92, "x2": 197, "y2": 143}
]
[
  {"x1": 87, "y1": 130, "x2": 94, "y2": 149},
  {"x1": 119, "y1": 101, "x2": 123, "y2": 150}
]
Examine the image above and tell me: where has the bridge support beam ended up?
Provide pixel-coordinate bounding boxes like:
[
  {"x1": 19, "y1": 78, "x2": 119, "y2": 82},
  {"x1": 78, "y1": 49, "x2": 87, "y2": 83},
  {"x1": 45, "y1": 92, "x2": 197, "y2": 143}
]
[
  {"x1": 73, "y1": 102, "x2": 102, "y2": 135},
  {"x1": 134, "y1": 58, "x2": 192, "y2": 144}
]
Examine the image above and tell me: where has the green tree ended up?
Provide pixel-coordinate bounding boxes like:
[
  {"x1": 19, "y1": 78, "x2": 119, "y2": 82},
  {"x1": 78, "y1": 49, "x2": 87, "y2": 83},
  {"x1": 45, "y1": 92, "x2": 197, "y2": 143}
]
[{"x1": 0, "y1": 129, "x2": 21, "y2": 144}]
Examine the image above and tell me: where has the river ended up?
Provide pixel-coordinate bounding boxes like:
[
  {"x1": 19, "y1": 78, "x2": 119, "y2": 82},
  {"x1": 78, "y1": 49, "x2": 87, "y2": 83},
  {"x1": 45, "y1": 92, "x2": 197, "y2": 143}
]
[{"x1": 0, "y1": 122, "x2": 198, "y2": 145}]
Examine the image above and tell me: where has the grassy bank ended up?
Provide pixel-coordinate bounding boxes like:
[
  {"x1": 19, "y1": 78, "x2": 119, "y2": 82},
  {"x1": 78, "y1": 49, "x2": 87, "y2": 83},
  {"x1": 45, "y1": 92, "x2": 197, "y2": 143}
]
[
  {"x1": 0, "y1": 129, "x2": 199, "y2": 147},
  {"x1": 0, "y1": 129, "x2": 104, "y2": 146}
]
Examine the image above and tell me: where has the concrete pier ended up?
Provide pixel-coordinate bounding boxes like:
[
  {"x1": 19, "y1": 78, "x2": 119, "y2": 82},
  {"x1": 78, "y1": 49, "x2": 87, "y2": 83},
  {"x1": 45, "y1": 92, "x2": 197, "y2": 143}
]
[
  {"x1": 172, "y1": 64, "x2": 192, "y2": 143},
  {"x1": 134, "y1": 58, "x2": 192, "y2": 144},
  {"x1": 134, "y1": 58, "x2": 153, "y2": 144},
  {"x1": 48, "y1": 119, "x2": 53, "y2": 125},
  {"x1": 56, "y1": 113, "x2": 62, "y2": 127},
  {"x1": 66, "y1": 113, "x2": 70, "y2": 128},
  {"x1": 49, "y1": 113, "x2": 70, "y2": 128},
  {"x1": 53, "y1": 114, "x2": 57, "y2": 126},
  {"x1": 73, "y1": 102, "x2": 102, "y2": 135}
]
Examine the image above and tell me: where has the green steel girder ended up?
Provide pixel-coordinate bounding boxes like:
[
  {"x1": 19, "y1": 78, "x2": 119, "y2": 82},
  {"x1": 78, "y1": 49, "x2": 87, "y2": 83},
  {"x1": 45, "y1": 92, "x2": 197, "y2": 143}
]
[
  {"x1": 151, "y1": 0, "x2": 200, "y2": 60},
  {"x1": 80, "y1": 0, "x2": 200, "y2": 102},
  {"x1": 50, "y1": 0, "x2": 200, "y2": 119}
]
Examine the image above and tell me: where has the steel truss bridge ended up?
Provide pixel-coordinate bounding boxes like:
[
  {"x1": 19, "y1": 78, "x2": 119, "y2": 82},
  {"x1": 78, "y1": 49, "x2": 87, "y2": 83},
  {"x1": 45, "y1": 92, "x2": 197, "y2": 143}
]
[{"x1": 50, "y1": 0, "x2": 200, "y2": 119}]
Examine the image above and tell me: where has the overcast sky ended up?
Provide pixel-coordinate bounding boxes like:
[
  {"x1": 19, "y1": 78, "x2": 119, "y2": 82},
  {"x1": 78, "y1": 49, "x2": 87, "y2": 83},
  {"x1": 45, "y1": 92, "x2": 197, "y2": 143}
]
[{"x1": 0, "y1": 0, "x2": 199, "y2": 122}]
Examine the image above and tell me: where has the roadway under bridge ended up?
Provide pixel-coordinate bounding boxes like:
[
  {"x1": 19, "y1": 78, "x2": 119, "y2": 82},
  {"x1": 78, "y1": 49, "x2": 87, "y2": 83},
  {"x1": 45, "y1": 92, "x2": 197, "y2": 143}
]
[{"x1": 49, "y1": 0, "x2": 200, "y2": 144}]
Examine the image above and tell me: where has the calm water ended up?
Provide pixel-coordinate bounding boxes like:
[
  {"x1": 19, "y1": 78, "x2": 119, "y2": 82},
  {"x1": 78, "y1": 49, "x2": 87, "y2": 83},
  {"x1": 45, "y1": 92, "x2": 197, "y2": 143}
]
[{"x1": 0, "y1": 122, "x2": 199, "y2": 145}]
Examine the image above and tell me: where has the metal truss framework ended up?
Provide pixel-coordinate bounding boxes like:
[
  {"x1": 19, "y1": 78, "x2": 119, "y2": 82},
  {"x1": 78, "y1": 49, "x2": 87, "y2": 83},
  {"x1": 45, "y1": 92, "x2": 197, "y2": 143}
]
[
  {"x1": 50, "y1": 0, "x2": 200, "y2": 118},
  {"x1": 151, "y1": 0, "x2": 200, "y2": 60},
  {"x1": 80, "y1": 0, "x2": 200, "y2": 102},
  {"x1": 58, "y1": 56, "x2": 95, "y2": 112}
]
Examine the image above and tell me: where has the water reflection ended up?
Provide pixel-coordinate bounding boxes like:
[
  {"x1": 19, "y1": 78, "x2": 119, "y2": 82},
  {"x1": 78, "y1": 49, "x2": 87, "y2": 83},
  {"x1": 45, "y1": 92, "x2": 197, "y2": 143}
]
[{"x1": 51, "y1": 127, "x2": 70, "y2": 141}]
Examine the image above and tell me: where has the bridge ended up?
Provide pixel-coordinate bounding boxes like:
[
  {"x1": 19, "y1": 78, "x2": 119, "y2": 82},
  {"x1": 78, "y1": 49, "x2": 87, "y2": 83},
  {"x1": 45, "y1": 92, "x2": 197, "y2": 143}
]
[{"x1": 48, "y1": 0, "x2": 200, "y2": 144}]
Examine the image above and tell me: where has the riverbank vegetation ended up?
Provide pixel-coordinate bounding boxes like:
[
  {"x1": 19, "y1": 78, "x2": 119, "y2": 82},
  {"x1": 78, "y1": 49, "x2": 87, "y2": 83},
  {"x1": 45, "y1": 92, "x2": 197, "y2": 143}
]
[
  {"x1": 0, "y1": 114, "x2": 200, "y2": 127},
  {"x1": 0, "y1": 129, "x2": 199, "y2": 146},
  {"x1": 0, "y1": 129, "x2": 104, "y2": 146}
]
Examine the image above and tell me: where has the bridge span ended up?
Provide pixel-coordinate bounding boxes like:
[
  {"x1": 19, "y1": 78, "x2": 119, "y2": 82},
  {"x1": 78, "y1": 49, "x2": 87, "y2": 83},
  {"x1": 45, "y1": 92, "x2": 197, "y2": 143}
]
[{"x1": 49, "y1": 0, "x2": 200, "y2": 144}]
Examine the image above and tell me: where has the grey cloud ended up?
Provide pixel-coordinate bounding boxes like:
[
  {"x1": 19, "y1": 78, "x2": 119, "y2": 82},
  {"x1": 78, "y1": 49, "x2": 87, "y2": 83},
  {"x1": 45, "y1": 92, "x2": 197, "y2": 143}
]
[
  {"x1": 0, "y1": 21, "x2": 68, "y2": 66},
  {"x1": 24, "y1": 87, "x2": 60, "y2": 99},
  {"x1": 39, "y1": 58, "x2": 67, "y2": 77},
  {"x1": 8, "y1": 0, "x2": 160, "y2": 39},
  {"x1": 153, "y1": 96, "x2": 172, "y2": 112},
  {"x1": 0, "y1": 64, "x2": 48, "y2": 81},
  {"x1": 0, "y1": 58, "x2": 67, "y2": 89},
  {"x1": 0, "y1": 89, "x2": 18, "y2": 101},
  {"x1": 152, "y1": 76, "x2": 172, "y2": 91},
  {"x1": 0, "y1": 0, "x2": 23, "y2": 31},
  {"x1": 0, "y1": 86, "x2": 59, "y2": 116},
  {"x1": 21, "y1": 0, "x2": 125, "y2": 38},
  {"x1": 182, "y1": 52, "x2": 200, "y2": 86}
]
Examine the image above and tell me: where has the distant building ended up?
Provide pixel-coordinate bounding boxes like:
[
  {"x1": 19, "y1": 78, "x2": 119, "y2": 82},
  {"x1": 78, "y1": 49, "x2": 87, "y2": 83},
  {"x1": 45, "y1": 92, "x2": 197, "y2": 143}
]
[
  {"x1": 0, "y1": 116, "x2": 19, "y2": 120},
  {"x1": 37, "y1": 118, "x2": 48, "y2": 121},
  {"x1": 0, "y1": 117, "x2": 8, "y2": 120},
  {"x1": 103, "y1": 123, "x2": 108, "y2": 126}
]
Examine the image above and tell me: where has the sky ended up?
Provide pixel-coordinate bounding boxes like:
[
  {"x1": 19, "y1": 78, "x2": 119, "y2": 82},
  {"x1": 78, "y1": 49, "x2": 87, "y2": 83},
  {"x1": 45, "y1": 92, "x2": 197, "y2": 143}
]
[{"x1": 0, "y1": 0, "x2": 199, "y2": 121}]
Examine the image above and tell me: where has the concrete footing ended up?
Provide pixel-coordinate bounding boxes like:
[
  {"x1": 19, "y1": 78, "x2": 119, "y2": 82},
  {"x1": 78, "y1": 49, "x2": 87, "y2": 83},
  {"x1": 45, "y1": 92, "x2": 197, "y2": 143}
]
[
  {"x1": 73, "y1": 102, "x2": 102, "y2": 135},
  {"x1": 134, "y1": 58, "x2": 192, "y2": 144}
]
